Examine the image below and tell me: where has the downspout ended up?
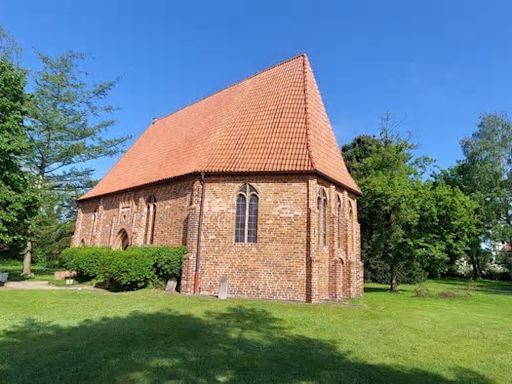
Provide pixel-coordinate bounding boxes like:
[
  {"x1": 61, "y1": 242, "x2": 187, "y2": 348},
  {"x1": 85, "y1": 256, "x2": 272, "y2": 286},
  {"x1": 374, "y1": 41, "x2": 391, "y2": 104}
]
[{"x1": 193, "y1": 172, "x2": 206, "y2": 294}]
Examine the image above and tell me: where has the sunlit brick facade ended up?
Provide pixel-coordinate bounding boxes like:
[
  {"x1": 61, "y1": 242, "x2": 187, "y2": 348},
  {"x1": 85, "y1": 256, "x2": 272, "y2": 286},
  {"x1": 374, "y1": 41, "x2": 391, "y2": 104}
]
[{"x1": 73, "y1": 54, "x2": 363, "y2": 302}]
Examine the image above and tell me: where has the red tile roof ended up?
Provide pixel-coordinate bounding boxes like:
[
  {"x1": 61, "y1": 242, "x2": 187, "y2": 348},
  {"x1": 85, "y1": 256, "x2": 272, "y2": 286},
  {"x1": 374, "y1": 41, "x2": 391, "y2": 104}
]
[{"x1": 79, "y1": 54, "x2": 360, "y2": 200}]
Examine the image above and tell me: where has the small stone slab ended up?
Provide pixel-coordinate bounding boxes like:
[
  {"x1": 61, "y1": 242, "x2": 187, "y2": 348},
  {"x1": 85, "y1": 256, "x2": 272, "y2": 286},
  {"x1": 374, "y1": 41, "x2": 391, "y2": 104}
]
[
  {"x1": 0, "y1": 272, "x2": 8, "y2": 284},
  {"x1": 165, "y1": 278, "x2": 177, "y2": 293},
  {"x1": 54, "y1": 270, "x2": 77, "y2": 280},
  {"x1": 218, "y1": 276, "x2": 229, "y2": 300}
]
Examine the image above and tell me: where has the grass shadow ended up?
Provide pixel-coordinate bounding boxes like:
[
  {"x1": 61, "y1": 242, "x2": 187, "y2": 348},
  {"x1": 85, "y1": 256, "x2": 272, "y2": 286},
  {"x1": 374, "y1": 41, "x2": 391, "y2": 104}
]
[
  {"x1": 0, "y1": 306, "x2": 491, "y2": 383},
  {"x1": 433, "y1": 278, "x2": 512, "y2": 296},
  {"x1": 364, "y1": 286, "x2": 392, "y2": 293},
  {"x1": 0, "y1": 263, "x2": 57, "y2": 282}
]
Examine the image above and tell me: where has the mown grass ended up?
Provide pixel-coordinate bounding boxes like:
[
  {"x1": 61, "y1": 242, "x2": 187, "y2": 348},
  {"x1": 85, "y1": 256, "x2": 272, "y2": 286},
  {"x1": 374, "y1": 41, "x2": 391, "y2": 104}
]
[
  {"x1": 0, "y1": 260, "x2": 58, "y2": 283},
  {"x1": 0, "y1": 278, "x2": 511, "y2": 383}
]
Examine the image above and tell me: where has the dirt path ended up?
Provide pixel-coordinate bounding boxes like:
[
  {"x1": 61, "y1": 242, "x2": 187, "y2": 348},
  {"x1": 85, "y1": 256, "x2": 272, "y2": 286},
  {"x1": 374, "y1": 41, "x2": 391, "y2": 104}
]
[{"x1": 1, "y1": 280, "x2": 92, "y2": 290}]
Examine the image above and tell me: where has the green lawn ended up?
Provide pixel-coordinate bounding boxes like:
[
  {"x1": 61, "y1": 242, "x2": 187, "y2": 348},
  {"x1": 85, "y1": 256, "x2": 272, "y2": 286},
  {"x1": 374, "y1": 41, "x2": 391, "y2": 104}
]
[
  {"x1": 0, "y1": 261, "x2": 59, "y2": 282},
  {"x1": 1, "y1": 279, "x2": 511, "y2": 383}
]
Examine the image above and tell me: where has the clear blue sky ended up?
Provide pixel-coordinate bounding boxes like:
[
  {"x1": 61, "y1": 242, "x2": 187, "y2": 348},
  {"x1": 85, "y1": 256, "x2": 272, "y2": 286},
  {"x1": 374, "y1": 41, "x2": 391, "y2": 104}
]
[{"x1": 2, "y1": 0, "x2": 511, "y2": 178}]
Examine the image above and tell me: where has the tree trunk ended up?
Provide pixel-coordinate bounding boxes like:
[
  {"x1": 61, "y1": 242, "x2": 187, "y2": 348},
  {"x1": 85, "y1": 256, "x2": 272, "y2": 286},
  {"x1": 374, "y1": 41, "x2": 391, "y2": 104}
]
[
  {"x1": 468, "y1": 245, "x2": 481, "y2": 279},
  {"x1": 390, "y1": 265, "x2": 398, "y2": 292},
  {"x1": 21, "y1": 239, "x2": 32, "y2": 276}
]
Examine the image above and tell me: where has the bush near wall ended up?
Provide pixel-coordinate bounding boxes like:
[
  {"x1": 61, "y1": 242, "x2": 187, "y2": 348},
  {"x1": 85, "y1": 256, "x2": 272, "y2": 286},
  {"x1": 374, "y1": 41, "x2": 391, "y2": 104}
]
[{"x1": 60, "y1": 246, "x2": 187, "y2": 290}]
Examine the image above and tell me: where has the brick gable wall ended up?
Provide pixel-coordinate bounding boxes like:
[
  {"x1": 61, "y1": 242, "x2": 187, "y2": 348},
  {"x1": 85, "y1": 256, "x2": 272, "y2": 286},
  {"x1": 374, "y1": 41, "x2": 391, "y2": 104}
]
[{"x1": 73, "y1": 174, "x2": 363, "y2": 302}]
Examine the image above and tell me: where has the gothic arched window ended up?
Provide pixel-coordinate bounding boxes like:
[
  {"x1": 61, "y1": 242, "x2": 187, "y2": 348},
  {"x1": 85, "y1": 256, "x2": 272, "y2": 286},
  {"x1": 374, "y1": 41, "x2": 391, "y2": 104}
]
[
  {"x1": 235, "y1": 184, "x2": 259, "y2": 243},
  {"x1": 318, "y1": 188, "x2": 328, "y2": 247},
  {"x1": 336, "y1": 195, "x2": 343, "y2": 249}
]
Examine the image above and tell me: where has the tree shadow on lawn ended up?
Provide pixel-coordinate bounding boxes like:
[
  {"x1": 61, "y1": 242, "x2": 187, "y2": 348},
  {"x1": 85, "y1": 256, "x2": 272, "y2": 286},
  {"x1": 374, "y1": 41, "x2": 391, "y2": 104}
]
[
  {"x1": 0, "y1": 263, "x2": 57, "y2": 282},
  {"x1": 364, "y1": 286, "x2": 391, "y2": 294},
  {"x1": 434, "y1": 278, "x2": 512, "y2": 296},
  {"x1": 0, "y1": 306, "x2": 491, "y2": 384}
]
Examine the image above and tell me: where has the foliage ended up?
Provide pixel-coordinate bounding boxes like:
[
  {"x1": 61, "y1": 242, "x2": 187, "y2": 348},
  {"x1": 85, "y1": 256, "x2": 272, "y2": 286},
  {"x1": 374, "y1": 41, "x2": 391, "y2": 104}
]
[
  {"x1": 343, "y1": 115, "x2": 479, "y2": 290},
  {"x1": 418, "y1": 181, "x2": 480, "y2": 277},
  {"x1": 414, "y1": 284, "x2": 431, "y2": 297},
  {"x1": 0, "y1": 47, "x2": 36, "y2": 248},
  {"x1": 438, "y1": 113, "x2": 512, "y2": 278},
  {"x1": 0, "y1": 26, "x2": 20, "y2": 63},
  {"x1": 30, "y1": 192, "x2": 74, "y2": 267},
  {"x1": 498, "y1": 250, "x2": 512, "y2": 279},
  {"x1": 21, "y1": 51, "x2": 130, "y2": 274},
  {"x1": 343, "y1": 122, "x2": 428, "y2": 290},
  {"x1": 60, "y1": 246, "x2": 187, "y2": 289},
  {"x1": 100, "y1": 249, "x2": 154, "y2": 288},
  {"x1": 152, "y1": 246, "x2": 187, "y2": 279},
  {"x1": 60, "y1": 246, "x2": 110, "y2": 278}
]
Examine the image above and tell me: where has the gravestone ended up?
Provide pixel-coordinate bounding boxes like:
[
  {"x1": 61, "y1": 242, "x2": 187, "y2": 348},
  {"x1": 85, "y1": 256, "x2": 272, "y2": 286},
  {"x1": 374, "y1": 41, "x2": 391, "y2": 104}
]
[
  {"x1": 165, "y1": 278, "x2": 177, "y2": 293},
  {"x1": 0, "y1": 272, "x2": 8, "y2": 286},
  {"x1": 218, "y1": 276, "x2": 229, "y2": 300}
]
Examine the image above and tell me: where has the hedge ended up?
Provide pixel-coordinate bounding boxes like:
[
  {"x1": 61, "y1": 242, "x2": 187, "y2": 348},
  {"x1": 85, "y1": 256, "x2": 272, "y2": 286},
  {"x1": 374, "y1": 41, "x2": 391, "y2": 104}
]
[{"x1": 60, "y1": 246, "x2": 187, "y2": 290}]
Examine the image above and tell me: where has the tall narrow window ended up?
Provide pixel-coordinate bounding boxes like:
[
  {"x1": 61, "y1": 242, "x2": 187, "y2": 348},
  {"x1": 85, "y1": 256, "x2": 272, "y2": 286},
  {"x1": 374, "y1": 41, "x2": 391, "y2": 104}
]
[
  {"x1": 318, "y1": 188, "x2": 328, "y2": 247},
  {"x1": 235, "y1": 183, "x2": 259, "y2": 243},
  {"x1": 248, "y1": 194, "x2": 258, "y2": 242},
  {"x1": 235, "y1": 194, "x2": 246, "y2": 243},
  {"x1": 336, "y1": 195, "x2": 342, "y2": 249},
  {"x1": 144, "y1": 195, "x2": 157, "y2": 245}
]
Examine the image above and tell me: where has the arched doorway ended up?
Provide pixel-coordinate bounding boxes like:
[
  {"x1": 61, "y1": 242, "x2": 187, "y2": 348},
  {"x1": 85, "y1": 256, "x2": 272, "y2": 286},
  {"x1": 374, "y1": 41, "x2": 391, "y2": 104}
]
[{"x1": 114, "y1": 229, "x2": 129, "y2": 250}]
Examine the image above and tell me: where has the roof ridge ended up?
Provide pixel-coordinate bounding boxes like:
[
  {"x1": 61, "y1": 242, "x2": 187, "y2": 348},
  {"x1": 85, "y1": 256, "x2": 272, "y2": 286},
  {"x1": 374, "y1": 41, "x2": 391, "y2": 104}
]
[
  {"x1": 155, "y1": 53, "x2": 308, "y2": 123},
  {"x1": 302, "y1": 54, "x2": 316, "y2": 170}
]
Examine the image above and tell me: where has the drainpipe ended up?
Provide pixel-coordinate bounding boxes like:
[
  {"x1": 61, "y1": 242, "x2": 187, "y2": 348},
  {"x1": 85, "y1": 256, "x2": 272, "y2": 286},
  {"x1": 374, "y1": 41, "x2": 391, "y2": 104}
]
[{"x1": 193, "y1": 172, "x2": 206, "y2": 294}]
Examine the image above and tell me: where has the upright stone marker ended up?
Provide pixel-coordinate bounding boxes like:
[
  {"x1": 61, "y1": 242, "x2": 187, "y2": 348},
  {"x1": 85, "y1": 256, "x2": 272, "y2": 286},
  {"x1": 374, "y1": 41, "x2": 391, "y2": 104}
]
[
  {"x1": 165, "y1": 278, "x2": 177, "y2": 293},
  {"x1": 218, "y1": 276, "x2": 229, "y2": 299}
]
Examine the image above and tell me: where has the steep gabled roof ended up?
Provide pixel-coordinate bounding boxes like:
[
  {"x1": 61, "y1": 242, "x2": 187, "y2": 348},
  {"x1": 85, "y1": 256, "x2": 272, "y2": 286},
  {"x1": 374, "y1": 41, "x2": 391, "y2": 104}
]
[{"x1": 79, "y1": 54, "x2": 360, "y2": 200}]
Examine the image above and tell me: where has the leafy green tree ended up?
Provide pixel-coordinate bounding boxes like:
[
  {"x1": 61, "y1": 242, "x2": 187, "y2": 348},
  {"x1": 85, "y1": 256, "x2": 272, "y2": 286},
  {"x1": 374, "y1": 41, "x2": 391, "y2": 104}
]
[
  {"x1": 344, "y1": 124, "x2": 428, "y2": 291},
  {"x1": 0, "y1": 29, "x2": 36, "y2": 250},
  {"x1": 343, "y1": 115, "x2": 480, "y2": 290},
  {"x1": 21, "y1": 51, "x2": 130, "y2": 274},
  {"x1": 439, "y1": 113, "x2": 512, "y2": 278},
  {"x1": 418, "y1": 181, "x2": 480, "y2": 277}
]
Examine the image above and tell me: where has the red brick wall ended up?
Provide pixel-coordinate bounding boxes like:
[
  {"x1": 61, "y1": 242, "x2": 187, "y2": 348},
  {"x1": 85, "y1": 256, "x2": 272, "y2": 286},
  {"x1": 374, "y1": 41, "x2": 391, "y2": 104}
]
[
  {"x1": 73, "y1": 178, "x2": 194, "y2": 249},
  {"x1": 73, "y1": 173, "x2": 363, "y2": 301},
  {"x1": 188, "y1": 175, "x2": 309, "y2": 301}
]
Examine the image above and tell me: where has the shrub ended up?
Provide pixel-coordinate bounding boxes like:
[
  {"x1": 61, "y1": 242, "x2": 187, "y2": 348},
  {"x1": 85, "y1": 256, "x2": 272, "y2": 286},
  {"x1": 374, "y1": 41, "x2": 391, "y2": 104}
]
[
  {"x1": 104, "y1": 249, "x2": 155, "y2": 289},
  {"x1": 60, "y1": 247, "x2": 112, "y2": 278},
  {"x1": 59, "y1": 246, "x2": 187, "y2": 290},
  {"x1": 414, "y1": 285, "x2": 431, "y2": 297},
  {"x1": 152, "y1": 246, "x2": 187, "y2": 280}
]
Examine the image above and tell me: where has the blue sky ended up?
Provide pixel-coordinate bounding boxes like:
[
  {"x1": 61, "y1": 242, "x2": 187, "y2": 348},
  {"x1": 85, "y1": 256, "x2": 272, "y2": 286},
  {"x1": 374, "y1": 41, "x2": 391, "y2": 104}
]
[{"x1": 2, "y1": 0, "x2": 512, "y2": 178}]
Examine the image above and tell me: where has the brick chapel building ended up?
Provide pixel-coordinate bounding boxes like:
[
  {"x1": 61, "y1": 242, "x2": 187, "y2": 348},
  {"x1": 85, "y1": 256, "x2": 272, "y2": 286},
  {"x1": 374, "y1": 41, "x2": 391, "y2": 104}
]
[{"x1": 73, "y1": 54, "x2": 363, "y2": 302}]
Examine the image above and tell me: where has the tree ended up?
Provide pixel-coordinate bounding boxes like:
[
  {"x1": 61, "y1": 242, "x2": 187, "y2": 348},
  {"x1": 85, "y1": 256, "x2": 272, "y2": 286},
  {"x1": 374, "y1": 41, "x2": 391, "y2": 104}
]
[
  {"x1": 418, "y1": 181, "x2": 480, "y2": 277},
  {"x1": 22, "y1": 51, "x2": 130, "y2": 274},
  {"x1": 343, "y1": 114, "x2": 480, "y2": 290},
  {"x1": 343, "y1": 120, "x2": 427, "y2": 291},
  {"x1": 438, "y1": 113, "x2": 512, "y2": 278},
  {"x1": 0, "y1": 28, "x2": 36, "y2": 251}
]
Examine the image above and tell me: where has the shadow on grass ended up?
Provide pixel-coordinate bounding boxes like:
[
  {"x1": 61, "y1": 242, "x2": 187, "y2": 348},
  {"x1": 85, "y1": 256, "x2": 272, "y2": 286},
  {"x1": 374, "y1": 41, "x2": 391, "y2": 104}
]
[
  {"x1": 434, "y1": 278, "x2": 512, "y2": 296},
  {"x1": 0, "y1": 306, "x2": 491, "y2": 383},
  {"x1": 364, "y1": 286, "x2": 391, "y2": 293},
  {"x1": 0, "y1": 263, "x2": 57, "y2": 282}
]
